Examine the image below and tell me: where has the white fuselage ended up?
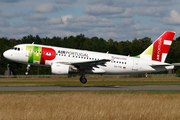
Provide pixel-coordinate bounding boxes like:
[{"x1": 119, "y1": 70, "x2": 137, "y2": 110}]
[{"x1": 3, "y1": 44, "x2": 174, "y2": 74}]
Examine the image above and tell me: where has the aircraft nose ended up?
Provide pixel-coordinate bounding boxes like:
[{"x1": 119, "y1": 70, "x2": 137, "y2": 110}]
[{"x1": 3, "y1": 50, "x2": 10, "y2": 59}]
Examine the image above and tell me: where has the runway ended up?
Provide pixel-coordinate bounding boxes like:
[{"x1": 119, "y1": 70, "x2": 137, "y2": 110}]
[{"x1": 0, "y1": 85, "x2": 180, "y2": 92}]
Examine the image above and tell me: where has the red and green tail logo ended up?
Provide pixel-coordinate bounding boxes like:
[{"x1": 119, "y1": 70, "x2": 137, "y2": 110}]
[{"x1": 136, "y1": 31, "x2": 175, "y2": 62}]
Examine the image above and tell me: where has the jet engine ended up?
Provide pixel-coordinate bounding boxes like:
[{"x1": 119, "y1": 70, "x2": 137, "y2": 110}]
[{"x1": 51, "y1": 63, "x2": 78, "y2": 74}]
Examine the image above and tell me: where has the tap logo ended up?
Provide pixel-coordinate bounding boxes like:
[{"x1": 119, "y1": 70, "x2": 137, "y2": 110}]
[{"x1": 26, "y1": 46, "x2": 56, "y2": 64}]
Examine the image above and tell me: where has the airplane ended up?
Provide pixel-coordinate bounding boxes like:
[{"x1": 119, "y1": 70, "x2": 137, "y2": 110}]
[{"x1": 3, "y1": 31, "x2": 175, "y2": 84}]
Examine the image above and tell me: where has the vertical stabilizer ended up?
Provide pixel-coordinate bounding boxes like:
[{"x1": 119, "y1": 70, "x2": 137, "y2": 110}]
[{"x1": 136, "y1": 31, "x2": 175, "y2": 62}]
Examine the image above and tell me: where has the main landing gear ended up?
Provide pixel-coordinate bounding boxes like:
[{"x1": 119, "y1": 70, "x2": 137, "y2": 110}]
[{"x1": 80, "y1": 75, "x2": 87, "y2": 84}]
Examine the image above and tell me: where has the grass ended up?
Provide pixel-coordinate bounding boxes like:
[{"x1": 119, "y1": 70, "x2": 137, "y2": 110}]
[
  {"x1": 0, "y1": 75, "x2": 180, "y2": 86},
  {"x1": 1, "y1": 75, "x2": 180, "y2": 120},
  {"x1": 0, "y1": 92, "x2": 180, "y2": 120}
]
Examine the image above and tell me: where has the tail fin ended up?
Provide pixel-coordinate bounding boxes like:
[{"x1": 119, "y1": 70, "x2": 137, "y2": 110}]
[{"x1": 136, "y1": 31, "x2": 175, "y2": 62}]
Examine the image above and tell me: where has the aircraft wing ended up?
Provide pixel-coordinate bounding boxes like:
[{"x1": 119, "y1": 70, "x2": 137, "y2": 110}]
[
  {"x1": 71, "y1": 59, "x2": 110, "y2": 67},
  {"x1": 54, "y1": 59, "x2": 110, "y2": 68}
]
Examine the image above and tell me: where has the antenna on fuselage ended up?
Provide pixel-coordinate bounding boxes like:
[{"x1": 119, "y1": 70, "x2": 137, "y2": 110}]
[{"x1": 32, "y1": 42, "x2": 34, "y2": 44}]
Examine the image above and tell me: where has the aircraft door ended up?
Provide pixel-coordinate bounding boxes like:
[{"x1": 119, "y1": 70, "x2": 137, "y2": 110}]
[{"x1": 132, "y1": 59, "x2": 139, "y2": 71}]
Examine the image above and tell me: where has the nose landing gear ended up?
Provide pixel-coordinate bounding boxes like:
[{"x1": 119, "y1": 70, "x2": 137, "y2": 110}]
[{"x1": 25, "y1": 64, "x2": 30, "y2": 75}]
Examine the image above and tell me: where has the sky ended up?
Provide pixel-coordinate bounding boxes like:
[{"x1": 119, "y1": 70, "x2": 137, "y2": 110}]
[{"x1": 0, "y1": 0, "x2": 180, "y2": 42}]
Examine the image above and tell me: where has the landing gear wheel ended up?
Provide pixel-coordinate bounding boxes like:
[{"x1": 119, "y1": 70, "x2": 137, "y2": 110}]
[
  {"x1": 25, "y1": 64, "x2": 31, "y2": 75},
  {"x1": 25, "y1": 72, "x2": 28, "y2": 75},
  {"x1": 80, "y1": 76, "x2": 87, "y2": 84}
]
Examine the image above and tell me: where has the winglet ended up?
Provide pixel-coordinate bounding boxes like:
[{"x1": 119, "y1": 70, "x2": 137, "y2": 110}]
[{"x1": 136, "y1": 31, "x2": 175, "y2": 62}]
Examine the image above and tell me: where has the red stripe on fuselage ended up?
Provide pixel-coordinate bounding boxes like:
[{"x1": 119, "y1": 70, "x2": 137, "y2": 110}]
[{"x1": 40, "y1": 47, "x2": 56, "y2": 64}]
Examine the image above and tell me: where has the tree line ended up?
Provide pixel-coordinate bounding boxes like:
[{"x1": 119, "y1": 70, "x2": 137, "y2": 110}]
[{"x1": 0, "y1": 34, "x2": 180, "y2": 75}]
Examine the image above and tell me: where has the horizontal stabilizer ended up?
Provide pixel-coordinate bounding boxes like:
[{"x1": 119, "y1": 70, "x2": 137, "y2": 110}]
[
  {"x1": 172, "y1": 63, "x2": 180, "y2": 66},
  {"x1": 150, "y1": 63, "x2": 172, "y2": 67}
]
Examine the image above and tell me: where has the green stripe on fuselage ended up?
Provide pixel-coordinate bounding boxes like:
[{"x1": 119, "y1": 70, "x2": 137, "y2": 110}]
[
  {"x1": 26, "y1": 46, "x2": 42, "y2": 63},
  {"x1": 33, "y1": 46, "x2": 42, "y2": 63}
]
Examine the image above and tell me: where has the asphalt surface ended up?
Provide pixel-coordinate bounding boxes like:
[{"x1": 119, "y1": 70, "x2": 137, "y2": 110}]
[{"x1": 0, "y1": 85, "x2": 180, "y2": 92}]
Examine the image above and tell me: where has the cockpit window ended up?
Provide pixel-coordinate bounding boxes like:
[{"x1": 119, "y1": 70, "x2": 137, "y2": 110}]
[{"x1": 11, "y1": 47, "x2": 20, "y2": 51}]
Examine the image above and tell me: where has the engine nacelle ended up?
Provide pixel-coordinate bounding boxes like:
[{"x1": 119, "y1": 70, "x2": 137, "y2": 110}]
[
  {"x1": 51, "y1": 63, "x2": 78, "y2": 74},
  {"x1": 51, "y1": 63, "x2": 69, "y2": 74}
]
